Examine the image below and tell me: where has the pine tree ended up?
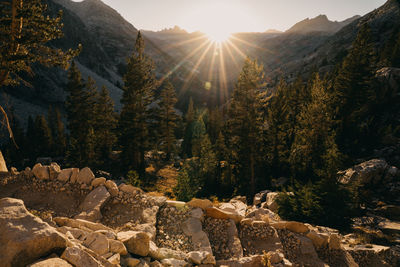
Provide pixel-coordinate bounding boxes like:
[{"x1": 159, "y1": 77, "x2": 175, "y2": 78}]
[
  {"x1": 157, "y1": 80, "x2": 179, "y2": 160},
  {"x1": 93, "y1": 86, "x2": 117, "y2": 170},
  {"x1": 0, "y1": 0, "x2": 79, "y2": 152},
  {"x1": 333, "y1": 24, "x2": 377, "y2": 156},
  {"x1": 290, "y1": 74, "x2": 341, "y2": 180},
  {"x1": 182, "y1": 98, "x2": 195, "y2": 158},
  {"x1": 191, "y1": 114, "x2": 207, "y2": 157},
  {"x1": 48, "y1": 106, "x2": 66, "y2": 157},
  {"x1": 118, "y1": 31, "x2": 156, "y2": 178},
  {"x1": 227, "y1": 57, "x2": 266, "y2": 196},
  {"x1": 64, "y1": 63, "x2": 98, "y2": 168},
  {"x1": 33, "y1": 115, "x2": 52, "y2": 157}
]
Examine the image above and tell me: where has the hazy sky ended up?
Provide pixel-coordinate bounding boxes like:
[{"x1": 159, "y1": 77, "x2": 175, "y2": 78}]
[{"x1": 93, "y1": 0, "x2": 386, "y2": 33}]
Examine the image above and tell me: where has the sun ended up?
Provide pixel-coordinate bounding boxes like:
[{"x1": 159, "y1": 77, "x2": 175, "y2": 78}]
[{"x1": 206, "y1": 29, "x2": 232, "y2": 43}]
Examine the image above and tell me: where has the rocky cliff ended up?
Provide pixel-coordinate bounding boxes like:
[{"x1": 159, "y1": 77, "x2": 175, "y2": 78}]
[{"x1": 1, "y1": 160, "x2": 399, "y2": 267}]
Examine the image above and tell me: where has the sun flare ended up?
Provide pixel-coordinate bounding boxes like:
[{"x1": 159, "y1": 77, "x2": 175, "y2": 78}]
[{"x1": 206, "y1": 30, "x2": 232, "y2": 43}]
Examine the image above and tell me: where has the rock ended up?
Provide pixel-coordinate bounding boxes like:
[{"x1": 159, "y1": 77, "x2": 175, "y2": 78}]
[
  {"x1": 345, "y1": 244, "x2": 396, "y2": 267},
  {"x1": 0, "y1": 150, "x2": 8, "y2": 172},
  {"x1": 306, "y1": 230, "x2": 329, "y2": 248},
  {"x1": 49, "y1": 162, "x2": 61, "y2": 179},
  {"x1": 161, "y1": 258, "x2": 189, "y2": 267},
  {"x1": 217, "y1": 255, "x2": 264, "y2": 267},
  {"x1": 117, "y1": 231, "x2": 150, "y2": 256},
  {"x1": 181, "y1": 212, "x2": 213, "y2": 253},
  {"x1": 75, "y1": 185, "x2": 110, "y2": 222},
  {"x1": 92, "y1": 177, "x2": 107, "y2": 187},
  {"x1": 375, "y1": 205, "x2": 400, "y2": 221},
  {"x1": 149, "y1": 261, "x2": 163, "y2": 267},
  {"x1": 119, "y1": 184, "x2": 142, "y2": 195},
  {"x1": 83, "y1": 232, "x2": 110, "y2": 256},
  {"x1": 0, "y1": 198, "x2": 68, "y2": 267},
  {"x1": 219, "y1": 200, "x2": 247, "y2": 217},
  {"x1": 165, "y1": 200, "x2": 187, "y2": 208},
  {"x1": 338, "y1": 159, "x2": 390, "y2": 185},
  {"x1": 77, "y1": 167, "x2": 95, "y2": 185},
  {"x1": 149, "y1": 241, "x2": 186, "y2": 260},
  {"x1": 58, "y1": 168, "x2": 74, "y2": 183},
  {"x1": 69, "y1": 168, "x2": 80, "y2": 183},
  {"x1": 187, "y1": 251, "x2": 214, "y2": 265},
  {"x1": 187, "y1": 198, "x2": 213, "y2": 210},
  {"x1": 265, "y1": 192, "x2": 279, "y2": 213},
  {"x1": 122, "y1": 257, "x2": 141, "y2": 267},
  {"x1": 107, "y1": 254, "x2": 120, "y2": 265},
  {"x1": 32, "y1": 163, "x2": 50, "y2": 180},
  {"x1": 28, "y1": 258, "x2": 73, "y2": 267},
  {"x1": 54, "y1": 217, "x2": 112, "y2": 232},
  {"x1": 378, "y1": 219, "x2": 400, "y2": 236},
  {"x1": 270, "y1": 221, "x2": 309, "y2": 234},
  {"x1": 205, "y1": 207, "x2": 244, "y2": 224},
  {"x1": 57, "y1": 226, "x2": 89, "y2": 241},
  {"x1": 105, "y1": 180, "x2": 119, "y2": 197},
  {"x1": 329, "y1": 233, "x2": 342, "y2": 250},
  {"x1": 61, "y1": 247, "x2": 102, "y2": 267},
  {"x1": 253, "y1": 190, "x2": 270, "y2": 206},
  {"x1": 109, "y1": 239, "x2": 128, "y2": 255}
]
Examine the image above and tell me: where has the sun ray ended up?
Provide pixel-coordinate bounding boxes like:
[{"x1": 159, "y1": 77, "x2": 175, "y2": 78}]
[
  {"x1": 160, "y1": 39, "x2": 211, "y2": 83},
  {"x1": 226, "y1": 39, "x2": 247, "y2": 59},
  {"x1": 218, "y1": 42, "x2": 229, "y2": 105},
  {"x1": 222, "y1": 41, "x2": 241, "y2": 72},
  {"x1": 179, "y1": 41, "x2": 214, "y2": 96},
  {"x1": 162, "y1": 34, "x2": 208, "y2": 51},
  {"x1": 207, "y1": 43, "x2": 218, "y2": 82}
]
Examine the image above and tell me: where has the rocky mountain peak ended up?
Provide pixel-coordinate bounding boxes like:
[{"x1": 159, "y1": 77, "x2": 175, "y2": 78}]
[{"x1": 286, "y1": 14, "x2": 359, "y2": 34}]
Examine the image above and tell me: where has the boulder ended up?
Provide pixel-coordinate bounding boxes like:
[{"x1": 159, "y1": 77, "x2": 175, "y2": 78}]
[
  {"x1": 61, "y1": 247, "x2": 102, "y2": 267},
  {"x1": 306, "y1": 230, "x2": 329, "y2": 248},
  {"x1": 187, "y1": 198, "x2": 213, "y2": 210},
  {"x1": 92, "y1": 177, "x2": 107, "y2": 187},
  {"x1": 219, "y1": 199, "x2": 247, "y2": 217},
  {"x1": 270, "y1": 221, "x2": 309, "y2": 234},
  {"x1": 117, "y1": 231, "x2": 150, "y2": 256},
  {"x1": 149, "y1": 241, "x2": 186, "y2": 261},
  {"x1": 69, "y1": 168, "x2": 80, "y2": 183},
  {"x1": 0, "y1": 198, "x2": 68, "y2": 267},
  {"x1": 161, "y1": 258, "x2": 189, "y2": 267},
  {"x1": 83, "y1": 232, "x2": 110, "y2": 256},
  {"x1": 54, "y1": 217, "x2": 112, "y2": 232},
  {"x1": 0, "y1": 150, "x2": 8, "y2": 172},
  {"x1": 264, "y1": 192, "x2": 279, "y2": 213},
  {"x1": 107, "y1": 254, "x2": 120, "y2": 265},
  {"x1": 32, "y1": 163, "x2": 50, "y2": 180},
  {"x1": 105, "y1": 180, "x2": 119, "y2": 197},
  {"x1": 28, "y1": 258, "x2": 72, "y2": 267},
  {"x1": 205, "y1": 207, "x2": 244, "y2": 224},
  {"x1": 187, "y1": 251, "x2": 215, "y2": 265},
  {"x1": 76, "y1": 167, "x2": 95, "y2": 185},
  {"x1": 109, "y1": 239, "x2": 128, "y2": 255},
  {"x1": 119, "y1": 184, "x2": 142, "y2": 195},
  {"x1": 75, "y1": 185, "x2": 110, "y2": 222},
  {"x1": 165, "y1": 200, "x2": 186, "y2": 208},
  {"x1": 57, "y1": 168, "x2": 74, "y2": 183},
  {"x1": 338, "y1": 159, "x2": 390, "y2": 185},
  {"x1": 253, "y1": 190, "x2": 270, "y2": 206},
  {"x1": 49, "y1": 162, "x2": 61, "y2": 180},
  {"x1": 328, "y1": 233, "x2": 342, "y2": 250},
  {"x1": 122, "y1": 257, "x2": 141, "y2": 267}
]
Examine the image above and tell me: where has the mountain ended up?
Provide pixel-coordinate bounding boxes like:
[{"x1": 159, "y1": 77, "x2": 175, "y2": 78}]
[
  {"x1": 1, "y1": 0, "x2": 399, "y2": 129},
  {"x1": 286, "y1": 14, "x2": 360, "y2": 34}
]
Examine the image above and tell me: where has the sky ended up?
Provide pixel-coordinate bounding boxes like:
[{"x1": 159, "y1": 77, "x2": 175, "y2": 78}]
[{"x1": 84, "y1": 0, "x2": 386, "y2": 34}]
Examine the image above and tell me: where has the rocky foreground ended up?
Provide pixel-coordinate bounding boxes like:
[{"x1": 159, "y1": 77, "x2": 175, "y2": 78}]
[{"x1": 0, "y1": 161, "x2": 399, "y2": 267}]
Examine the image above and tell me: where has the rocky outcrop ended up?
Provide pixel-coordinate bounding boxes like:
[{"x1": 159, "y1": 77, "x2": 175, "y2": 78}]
[
  {"x1": 0, "y1": 198, "x2": 68, "y2": 267},
  {"x1": 338, "y1": 159, "x2": 399, "y2": 185},
  {"x1": 2, "y1": 160, "x2": 400, "y2": 267}
]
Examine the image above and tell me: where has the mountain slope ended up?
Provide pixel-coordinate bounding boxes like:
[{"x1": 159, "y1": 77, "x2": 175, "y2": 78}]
[{"x1": 287, "y1": 14, "x2": 360, "y2": 34}]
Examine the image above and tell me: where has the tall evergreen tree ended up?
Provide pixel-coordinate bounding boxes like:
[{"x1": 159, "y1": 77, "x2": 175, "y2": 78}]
[
  {"x1": 290, "y1": 75, "x2": 341, "y2": 180},
  {"x1": 64, "y1": 63, "x2": 97, "y2": 167},
  {"x1": 93, "y1": 86, "x2": 117, "y2": 170},
  {"x1": 33, "y1": 115, "x2": 52, "y2": 157},
  {"x1": 48, "y1": 106, "x2": 66, "y2": 157},
  {"x1": 182, "y1": 98, "x2": 195, "y2": 157},
  {"x1": 157, "y1": 80, "x2": 179, "y2": 160},
  {"x1": 227, "y1": 57, "x2": 266, "y2": 196},
  {"x1": 333, "y1": 24, "x2": 377, "y2": 156},
  {"x1": 118, "y1": 31, "x2": 156, "y2": 178}
]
